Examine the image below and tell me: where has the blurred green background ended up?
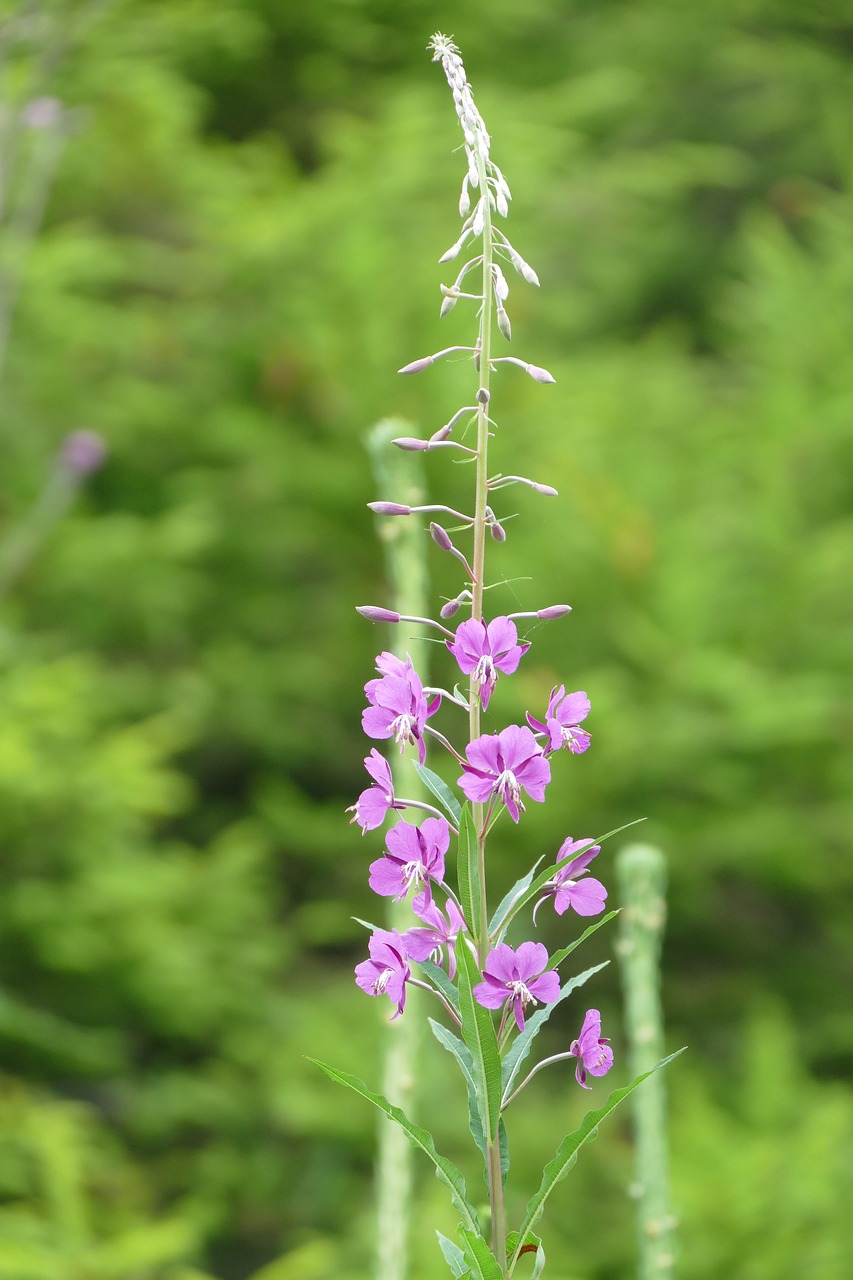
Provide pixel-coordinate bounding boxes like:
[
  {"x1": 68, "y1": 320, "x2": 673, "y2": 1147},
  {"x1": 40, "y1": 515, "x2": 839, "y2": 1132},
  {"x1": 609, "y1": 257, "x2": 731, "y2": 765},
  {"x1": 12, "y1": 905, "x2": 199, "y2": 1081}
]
[{"x1": 0, "y1": 0, "x2": 851, "y2": 1277}]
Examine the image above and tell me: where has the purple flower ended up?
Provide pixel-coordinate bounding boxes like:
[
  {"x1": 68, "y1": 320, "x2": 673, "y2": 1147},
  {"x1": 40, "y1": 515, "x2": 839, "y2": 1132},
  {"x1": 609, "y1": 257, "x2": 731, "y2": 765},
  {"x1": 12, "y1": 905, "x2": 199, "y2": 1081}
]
[
  {"x1": 60, "y1": 430, "x2": 107, "y2": 477},
  {"x1": 533, "y1": 837, "x2": 607, "y2": 923},
  {"x1": 569, "y1": 1008, "x2": 613, "y2": 1088},
  {"x1": 458, "y1": 724, "x2": 550, "y2": 822},
  {"x1": 362, "y1": 652, "x2": 440, "y2": 766},
  {"x1": 446, "y1": 617, "x2": 530, "y2": 710},
  {"x1": 527, "y1": 685, "x2": 591, "y2": 755},
  {"x1": 473, "y1": 941, "x2": 561, "y2": 1032},
  {"x1": 347, "y1": 749, "x2": 403, "y2": 832},
  {"x1": 354, "y1": 928, "x2": 411, "y2": 1019},
  {"x1": 404, "y1": 899, "x2": 467, "y2": 979},
  {"x1": 368, "y1": 816, "x2": 449, "y2": 913}
]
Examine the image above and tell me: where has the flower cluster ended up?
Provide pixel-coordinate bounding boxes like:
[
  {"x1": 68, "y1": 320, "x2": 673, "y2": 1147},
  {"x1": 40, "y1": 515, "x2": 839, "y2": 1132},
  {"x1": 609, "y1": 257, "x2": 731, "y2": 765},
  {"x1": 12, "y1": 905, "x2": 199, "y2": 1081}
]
[{"x1": 350, "y1": 612, "x2": 610, "y2": 1079}]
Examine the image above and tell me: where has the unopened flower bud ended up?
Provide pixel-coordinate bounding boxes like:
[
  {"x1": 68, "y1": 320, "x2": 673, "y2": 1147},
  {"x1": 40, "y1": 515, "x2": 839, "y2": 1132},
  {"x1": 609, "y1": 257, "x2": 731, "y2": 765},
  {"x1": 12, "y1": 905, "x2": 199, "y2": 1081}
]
[
  {"x1": 459, "y1": 178, "x2": 471, "y2": 217},
  {"x1": 476, "y1": 388, "x2": 490, "y2": 405},
  {"x1": 430, "y1": 522, "x2": 453, "y2": 551},
  {"x1": 368, "y1": 502, "x2": 412, "y2": 515},
  {"x1": 398, "y1": 355, "x2": 435, "y2": 375},
  {"x1": 530, "y1": 482, "x2": 559, "y2": 496},
  {"x1": 439, "y1": 294, "x2": 457, "y2": 318},
  {"x1": 510, "y1": 250, "x2": 541, "y2": 287},
  {"x1": 489, "y1": 520, "x2": 506, "y2": 542},
  {"x1": 440, "y1": 598, "x2": 461, "y2": 619},
  {"x1": 357, "y1": 606, "x2": 402, "y2": 624},
  {"x1": 496, "y1": 306, "x2": 512, "y2": 342},
  {"x1": 430, "y1": 423, "x2": 453, "y2": 442},
  {"x1": 494, "y1": 186, "x2": 509, "y2": 218},
  {"x1": 60, "y1": 430, "x2": 107, "y2": 476},
  {"x1": 525, "y1": 363, "x2": 555, "y2": 384},
  {"x1": 392, "y1": 437, "x2": 432, "y2": 451},
  {"x1": 536, "y1": 605, "x2": 572, "y2": 620}
]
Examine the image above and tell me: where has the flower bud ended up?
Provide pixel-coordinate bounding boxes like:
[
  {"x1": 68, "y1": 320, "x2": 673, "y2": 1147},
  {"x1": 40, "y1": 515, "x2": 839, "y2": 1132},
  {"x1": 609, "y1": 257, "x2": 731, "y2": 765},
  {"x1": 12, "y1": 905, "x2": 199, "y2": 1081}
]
[
  {"x1": 489, "y1": 520, "x2": 506, "y2": 542},
  {"x1": 536, "y1": 605, "x2": 572, "y2": 620},
  {"x1": 430, "y1": 423, "x2": 453, "y2": 442},
  {"x1": 392, "y1": 437, "x2": 432, "y2": 451},
  {"x1": 530, "y1": 482, "x2": 559, "y2": 496},
  {"x1": 496, "y1": 306, "x2": 512, "y2": 342},
  {"x1": 476, "y1": 388, "x2": 490, "y2": 405},
  {"x1": 368, "y1": 502, "x2": 412, "y2": 515},
  {"x1": 430, "y1": 522, "x2": 453, "y2": 551},
  {"x1": 440, "y1": 598, "x2": 461, "y2": 619},
  {"x1": 525, "y1": 363, "x2": 555, "y2": 384},
  {"x1": 439, "y1": 294, "x2": 457, "y2": 318},
  {"x1": 398, "y1": 355, "x2": 435, "y2": 375},
  {"x1": 357, "y1": 606, "x2": 402, "y2": 623}
]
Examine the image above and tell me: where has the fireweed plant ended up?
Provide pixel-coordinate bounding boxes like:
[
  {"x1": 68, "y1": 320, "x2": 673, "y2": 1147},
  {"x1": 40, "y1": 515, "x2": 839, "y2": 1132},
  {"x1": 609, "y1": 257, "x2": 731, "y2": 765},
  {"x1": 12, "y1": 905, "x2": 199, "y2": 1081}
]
[{"x1": 313, "y1": 35, "x2": 682, "y2": 1279}]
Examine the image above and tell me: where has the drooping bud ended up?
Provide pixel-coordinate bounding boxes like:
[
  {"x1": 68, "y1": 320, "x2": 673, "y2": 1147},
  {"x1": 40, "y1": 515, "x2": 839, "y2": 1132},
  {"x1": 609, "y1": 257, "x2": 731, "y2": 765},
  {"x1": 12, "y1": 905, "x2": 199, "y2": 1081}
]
[
  {"x1": 459, "y1": 176, "x2": 471, "y2": 217},
  {"x1": 430, "y1": 423, "x2": 453, "y2": 442},
  {"x1": 489, "y1": 520, "x2": 506, "y2": 543},
  {"x1": 492, "y1": 264, "x2": 509, "y2": 302},
  {"x1": 496, "y1": 306, "x2": 512, "y2": 342},
  {"x1": 430, "y1": 523, "x2": 453, "y2": 551},
  {"x1": 508, "y1": 249, "x2": 541, "y2": 287},
  {"x1": 440, "y1": 598, "x2": 461, "y2": 619},
  {"x1": 536, "y1": 605, "x2": 572, "y2": 620},
  {"x1": 398, "y1": 355, "x2": 435, "y2": 375},
  {"x1": 476, "y1": 388, "x2": 490, "y2": 405},
  {"x1": 439, "y1": 293, "x2": 457, "y2": 318},
  {"x1": 368, "y1": 502, "x2": 412, "y2": 516},
  {"x1": 357, "y1": 606, "x2": 402, "y2": 624}
]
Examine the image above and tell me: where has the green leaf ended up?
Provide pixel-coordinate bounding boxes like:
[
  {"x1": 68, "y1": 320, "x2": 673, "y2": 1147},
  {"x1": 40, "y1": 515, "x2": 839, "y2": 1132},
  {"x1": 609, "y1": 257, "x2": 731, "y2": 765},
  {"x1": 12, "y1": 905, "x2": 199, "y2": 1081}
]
[
  {"x1": 456, "y1": 940, "x2": 502, "y2": 1149},
  {"x1": 505, "y1": 1230, "x2": 545, "y2": 1279},
  {"x1": 414, "y1": 762, "x2": 463, "y2": 824},
  {"x1": 510, "y1": 1049, "x2": 686, "y2": 1271},
  {"x1": 460, "y1": 1228, "x2": 504, "y2": 1280},
  {"x1": 437, "y1": 1230, "x2": 470, "y2": 1278},
  {"x1": 456, "y1": 805, "x2": 482, "y2": 943},
  {"x1": 419, "y1": 958, "x2": 461, "y2": 1016},
  {"x1": 309, "y1": 1059, "x2": 480, "y2": 1234},
  {"x1": 501, "y1": 962, "x2": 609, "y2": 1098},
  {"x1": 545, "y1": 912, "x2": 620, "y2": 970},
  {"x1": 487, "y1": 858, "x2": 544, "y2": 939},
  {"x1": 428, "y1": 1018, "x2": 488, "y2": 1167}
]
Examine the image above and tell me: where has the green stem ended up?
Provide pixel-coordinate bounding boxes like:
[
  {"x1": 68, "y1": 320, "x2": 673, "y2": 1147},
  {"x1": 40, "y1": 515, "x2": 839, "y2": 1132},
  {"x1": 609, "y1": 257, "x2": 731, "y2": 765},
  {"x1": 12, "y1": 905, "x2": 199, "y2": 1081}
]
[{"x1": 469, "y1": 159, "x2": 507, "y2": 1277}]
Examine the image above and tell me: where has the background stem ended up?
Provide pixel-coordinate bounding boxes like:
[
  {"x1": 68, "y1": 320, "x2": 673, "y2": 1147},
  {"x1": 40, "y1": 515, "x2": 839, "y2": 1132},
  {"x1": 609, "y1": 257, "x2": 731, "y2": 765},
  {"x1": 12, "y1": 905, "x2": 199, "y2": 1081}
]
[
  {"x1": 366, "y1": 417, "x2": 430, "y2": 1280},
  {"x1": 616, "y1": 842, "x2": 676, "y2": 1280}
]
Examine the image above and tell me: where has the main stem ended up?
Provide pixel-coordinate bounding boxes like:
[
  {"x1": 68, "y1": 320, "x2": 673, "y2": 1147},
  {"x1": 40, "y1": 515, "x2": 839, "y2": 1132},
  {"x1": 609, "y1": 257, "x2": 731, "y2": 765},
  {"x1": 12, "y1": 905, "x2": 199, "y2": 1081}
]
[{"x1": 469, "y1": 164, "x2": 507, "y2": 1276}]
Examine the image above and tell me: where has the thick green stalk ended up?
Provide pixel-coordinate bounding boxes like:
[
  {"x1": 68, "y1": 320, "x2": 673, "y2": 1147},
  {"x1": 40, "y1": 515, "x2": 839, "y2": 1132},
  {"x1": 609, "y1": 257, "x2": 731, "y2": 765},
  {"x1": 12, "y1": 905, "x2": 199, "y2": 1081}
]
[
  {"x1": 616, "y1": 843, "x2": 676, "y2": 1280},
  {"x1": 366, "y1": 419, "x2": 430, "y2": 1280}
]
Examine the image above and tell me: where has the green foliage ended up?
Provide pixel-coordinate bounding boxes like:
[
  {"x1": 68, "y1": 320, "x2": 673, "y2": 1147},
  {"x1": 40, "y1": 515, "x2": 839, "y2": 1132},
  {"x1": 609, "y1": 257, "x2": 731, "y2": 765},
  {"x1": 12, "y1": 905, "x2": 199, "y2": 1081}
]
[{"x1": 0, "y1": 0, "x2": 850, "y2": 1276}]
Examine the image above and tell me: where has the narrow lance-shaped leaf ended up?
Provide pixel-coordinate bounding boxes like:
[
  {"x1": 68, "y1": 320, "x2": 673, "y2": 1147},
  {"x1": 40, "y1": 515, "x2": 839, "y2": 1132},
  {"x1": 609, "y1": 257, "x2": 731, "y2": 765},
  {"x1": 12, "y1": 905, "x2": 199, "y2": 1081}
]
[
  {"x1": 509, "y1": 1049, "x2": 686, "y2": 1275},
  {"x1": 419, "y1": 958, "x2": 461, "y2": 1017},
  {"x1": 456, "y1": 805, "x2": 482, "y2": 947},
  {"x1": 456, "y1": 938, "x2": 503, "y2": 1149},
  {"x1": 545, "y1": 911, "x2": 620, "y2": 970},
  {"x1": 309, "y1": 1059, "x2": 480, "y2": 1235},
  {"x1": 415, "y1": 761, "x2": 463, "y2": 825},
  {"x1": 429, "y1": 1018, "x2": 488, "y2": 1168},
  {"x1": 437, "y1": 1229, "x2": 470, "y2": 1278},
  {"x1": 460, "y1": 1227, "x2": 504, "y2": 1280},
  {"x1": 488, "y1": 858, "x2": 544, "y2": 939}
]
